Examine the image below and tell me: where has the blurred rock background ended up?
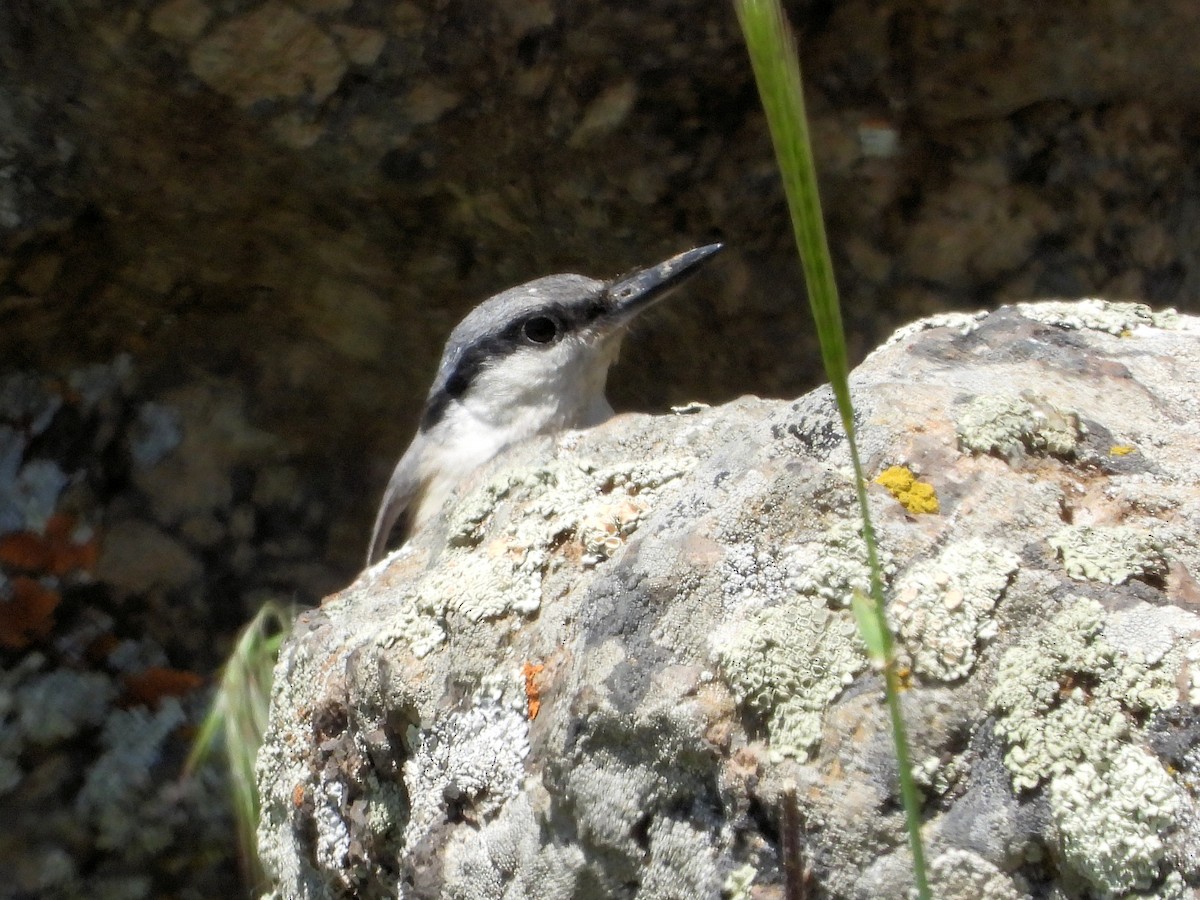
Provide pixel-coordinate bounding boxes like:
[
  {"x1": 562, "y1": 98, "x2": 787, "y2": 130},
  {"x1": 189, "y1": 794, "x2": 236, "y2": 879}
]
[{"x1": 2, "y1": 0, "x2": 1200, "y2": 896}]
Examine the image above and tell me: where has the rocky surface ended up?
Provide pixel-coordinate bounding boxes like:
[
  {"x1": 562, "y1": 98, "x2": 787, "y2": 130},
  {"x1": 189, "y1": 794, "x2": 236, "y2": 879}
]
[
  {"x1": 7, "y1": 0, "x2": 1200, "y2": 894},
  {"x1": 258, "y1": 300, "x2": 1200, "y2": 899},
  {"x1": 0, "y1": 359, "x2": 242, "y2": 898}
]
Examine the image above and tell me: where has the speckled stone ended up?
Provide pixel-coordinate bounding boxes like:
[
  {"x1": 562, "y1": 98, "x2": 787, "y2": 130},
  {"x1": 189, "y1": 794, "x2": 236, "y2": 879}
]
[
  {"x1": 8, "y1": 1, "x2": 1200, "y2": 894},
  {"x1": 189, "y1": 2, "x2": 346, "y2": 107},
  {"x1": 258, "y1": 302, "x2": 1200, "y2": 898}
]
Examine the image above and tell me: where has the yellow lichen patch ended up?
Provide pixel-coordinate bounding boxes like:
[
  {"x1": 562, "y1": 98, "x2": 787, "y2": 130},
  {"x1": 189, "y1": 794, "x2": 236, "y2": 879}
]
[
  {"x1": 1109, "y1": 445, "x2": 1136, "y2": 456},
  {"x1": 874, "y1": 465, "x2": 940, "y2": 514}
]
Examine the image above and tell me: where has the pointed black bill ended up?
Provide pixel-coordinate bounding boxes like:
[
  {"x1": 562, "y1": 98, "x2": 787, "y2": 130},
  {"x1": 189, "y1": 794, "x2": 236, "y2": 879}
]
[{"x1": 604, "y1": 242, "x2": 723, "y2": 327}]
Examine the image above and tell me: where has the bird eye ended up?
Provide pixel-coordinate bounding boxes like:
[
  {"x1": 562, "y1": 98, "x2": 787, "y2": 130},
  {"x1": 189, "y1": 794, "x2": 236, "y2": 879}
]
[{"x1": 522, "y1": 315, "x2": 559, "y2": 344}]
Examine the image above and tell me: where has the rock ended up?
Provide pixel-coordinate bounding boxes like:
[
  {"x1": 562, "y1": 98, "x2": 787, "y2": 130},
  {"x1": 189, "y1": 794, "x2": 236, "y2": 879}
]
[
  {"x1": 257, "y1": 300, "x2": 1200, "y2": 899},
  {"x1": 131, "y1": 380, "x2": 285, "y2": 525},
  {"x1": 189, "y1": 2, "x2": 346, "y2": 107},
  {"x1": 97, "y1": 519, "x2": 202, "y2": 597},
  {"x1": 147, "y1": 0, "x2": 212, "y2": 43}
]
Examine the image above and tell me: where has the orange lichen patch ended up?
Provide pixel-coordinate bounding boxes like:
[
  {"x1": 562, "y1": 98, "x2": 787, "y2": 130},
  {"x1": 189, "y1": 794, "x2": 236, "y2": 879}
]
[
  {"x1": 0, "y1": 576, "x2": 61, "y2": 649},
  {"x1": 522, "y1": 661, "x2": 545, "y2": 720},
  {"x1": 1109, "y1": 445, "x2": 1137, "y2": 457},
  {"x1": 46, "y1": 514, "x2": 100, "y2": 575},
  {"x1": 0, "y1": 532, "x2": 54, "y2": 572},
  {"x1": 293, "y1": 783, "x2": 306, "y2": 808},
  {"x1": 0, "y1": 515, "x2": 100, "y2": 576},
  {"x1": 874, "y1": 465, "x2": 940, "y2": 514},
  {"x1": 50, "y1": 537, "x2": 100, "y2": 576},
  {"x1": 122, "y1": 666, "x2": 205, "y2": 707}
]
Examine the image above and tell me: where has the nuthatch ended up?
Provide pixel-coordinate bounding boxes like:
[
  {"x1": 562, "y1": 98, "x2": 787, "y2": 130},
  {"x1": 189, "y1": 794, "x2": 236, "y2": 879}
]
[{"x1": 366, "y1": 243, "x2": 723, "y2": 564}]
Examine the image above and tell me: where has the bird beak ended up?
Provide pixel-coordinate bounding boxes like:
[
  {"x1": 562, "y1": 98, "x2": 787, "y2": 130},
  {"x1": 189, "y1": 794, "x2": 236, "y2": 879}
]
[{"x1": 604, "y1": 242, "x2": 723, "y2": 328}]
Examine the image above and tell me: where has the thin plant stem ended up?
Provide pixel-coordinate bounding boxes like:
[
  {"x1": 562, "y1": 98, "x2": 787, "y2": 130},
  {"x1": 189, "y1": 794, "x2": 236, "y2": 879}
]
[
  {"x1": 186, "y1": 600, "x2": 291, "y2": 893},
  {"x1": 733, "y1": 1, "x2": 931, "y2": 896}
]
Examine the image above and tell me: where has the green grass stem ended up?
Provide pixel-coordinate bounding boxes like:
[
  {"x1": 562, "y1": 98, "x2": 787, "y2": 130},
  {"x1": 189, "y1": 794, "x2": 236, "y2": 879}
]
[
  {"x1": 733, "y1": 1, "x2": 931, "y2": 896},
  {"x1": 185, "y1": 600, "x2": 291, "y2": 893}
]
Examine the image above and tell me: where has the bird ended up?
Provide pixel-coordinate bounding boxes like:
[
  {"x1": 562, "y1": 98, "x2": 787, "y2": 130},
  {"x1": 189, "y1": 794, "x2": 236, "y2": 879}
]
[{"x1": 365, "y1": 242, "x2": 723, "y2": 565}]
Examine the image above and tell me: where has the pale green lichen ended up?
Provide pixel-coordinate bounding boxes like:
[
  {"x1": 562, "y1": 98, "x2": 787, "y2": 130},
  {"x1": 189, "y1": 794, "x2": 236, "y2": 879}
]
[
  {"x1": 1049, "y1": 745, "x2": 1180, "y2": 898},
  {"x1": 454, "y1": 453, "x2": 692, "y2": 601},
  {"x1": 379, "y1": 454, "x2": 694, "y2": 654},
  {"x1": 891, "y1": 540, "x2": 1019, "y2": 681},
  {"x1": 1049, "y1": 525, "x2": 1167, "y2": 585},
  {"x1": 1150, "y1": 872, "x2": 1191, "y2": 900},
  {"x1": 715, "y1": 521, "x2": 896, "y2": 757},
  {"x1": 430, "y1": 540, "x2": 544, "y2": 623},
  {"x1": 372, "y1": 591, "x2": 446, "y2": 659},
  {"x1": 576, "y1": 494, "x2": 648, "y2": 567},
  {"x1": 447, "y1": 468, "x2": 552, "y2": 548},
  {"x1": 957, "y1": 394, "x2": 1082, "y2": 459},
  {"x1": 1016, "y1": 299, "x2": 1179, "y2": 334},
  {"x1": 784, "y1": 520, "x2": 895, "y2": 609},
  {"x1": 925, "y1": 848, "x2": 1028, "y2": 900},
  {"x1": 989, "y1": 598, "x2": 1176, "y2": 793},
  {"x1": 722, "y1": 863, "x2": 758, "y2": 900},
  {"x1": 449, "y1": 455, "x2": 692, "y2": 554},
  {"x1": 989, "y1": 599, "x2": 1184, "y2": 895},
  {"x1": 713, "y1": 595, "x2": 865, "y2": 759}
]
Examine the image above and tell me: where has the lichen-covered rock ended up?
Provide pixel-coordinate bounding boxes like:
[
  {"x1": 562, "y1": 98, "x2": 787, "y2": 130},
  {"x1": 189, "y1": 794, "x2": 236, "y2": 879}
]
[
  {"x1": 0, "y1": 354, "x2": 343, "y2": 898},
  {"x1": 258, "y1": 300, "x2": 1200, "y2": 899}
]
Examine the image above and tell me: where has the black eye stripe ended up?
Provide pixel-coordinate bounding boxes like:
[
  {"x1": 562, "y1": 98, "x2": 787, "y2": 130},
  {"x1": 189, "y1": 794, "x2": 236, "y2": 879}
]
[{"x1": 420, "y1": 294, "x2": 607, "y2": 432}]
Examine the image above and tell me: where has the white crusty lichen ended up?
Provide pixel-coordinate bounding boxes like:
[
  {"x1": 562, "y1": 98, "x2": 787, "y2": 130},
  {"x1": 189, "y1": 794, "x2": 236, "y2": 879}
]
[
  {"x1": 713, "y1": 595, "x2": 865, "y2": 759},
  {"x1": 784, "y1": 520, "x2": 895, "y2": 609},
  {"x1": 433, "y1": 541, "x2": 544, "y2": 623},
  {"x1": 371, "y1": 588, "x2": 447, "y2": 659},
  {"x1": 1048, "y1": 524, "x2": 1167, "y2": 585},
  {"x1": 1049, "y1": 745, "x2": 1180, "y2": 897},
  {"x1": 956, "y1": 394, "x2": 1082, "y2": 460},
  {"x1": 14, "y1": 667, "x2": 118, "y2": 745},
  {"x1": 313, "y1": 779, "x2": 352, "y2": 875},
  {"x1": 720, "y1": 541, "x2": 789, "y2": 610},
  {"x1": 881, "y1": 310, "x2": 988, "y2": 347},
  {"x1": 1188, "y1": 642, "x2": 1200, "y2": 707},
  {"x1": 76, "y1": 699, "x2": 187, "y2": 852},
  {"x1": 402, "y1": 675, "x2": 531, "y2": 853},
  {"x1": 988, "y1": 598, "x2": 1177, "y2": 793},
  {"x1": 1016, "y1": 298, "x2": 1179, "y2": 334},
  {"x1": 448, "y1": 454, "x2": 694, "y2": 552},
  {"x1": 891, "y1": 539, "x2": 1019, "y2": 681},
  {"x1": 1105, "y1": 603, "x2": 1200, "y2": 672},
  {"x1": 636, "y1": 816, "x2": 722, "y2": 899},
  {"x1": 440, "y1": 794, "x2": 585, "y2": 900}
]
